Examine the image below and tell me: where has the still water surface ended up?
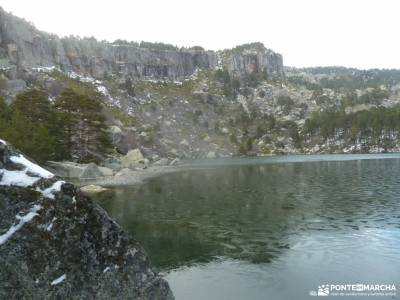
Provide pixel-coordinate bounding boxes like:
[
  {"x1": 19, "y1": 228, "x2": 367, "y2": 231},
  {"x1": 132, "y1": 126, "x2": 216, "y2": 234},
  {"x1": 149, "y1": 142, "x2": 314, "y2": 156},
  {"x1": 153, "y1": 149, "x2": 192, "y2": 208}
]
[{"x1": 94, "y1": 155, "x2": 400, "y2": 299}]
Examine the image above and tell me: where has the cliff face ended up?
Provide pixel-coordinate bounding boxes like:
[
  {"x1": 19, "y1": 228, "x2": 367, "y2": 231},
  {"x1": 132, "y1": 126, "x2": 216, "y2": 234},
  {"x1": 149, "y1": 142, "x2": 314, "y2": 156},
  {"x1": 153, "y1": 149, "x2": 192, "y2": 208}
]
[
  {"x1": 221, "y1": 43, "x2": 284, "y2": 80},
  {"x1": 0, "y1": 7, "x2": 284, "y2": 81}
]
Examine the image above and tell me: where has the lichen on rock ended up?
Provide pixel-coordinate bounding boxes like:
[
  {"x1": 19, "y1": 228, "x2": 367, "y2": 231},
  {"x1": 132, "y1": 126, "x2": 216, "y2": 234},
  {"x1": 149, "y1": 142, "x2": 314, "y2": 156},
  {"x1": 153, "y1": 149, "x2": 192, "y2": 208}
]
[{"x1": 0, "y1": 140, "x2": 174, "y2": 299}]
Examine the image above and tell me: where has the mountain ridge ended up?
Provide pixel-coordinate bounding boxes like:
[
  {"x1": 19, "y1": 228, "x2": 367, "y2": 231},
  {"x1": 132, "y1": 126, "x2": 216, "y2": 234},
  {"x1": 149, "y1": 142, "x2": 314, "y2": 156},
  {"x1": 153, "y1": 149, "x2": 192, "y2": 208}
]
[
  {"x1": 0, "y1": 7, "x2": 283, "y2": 82},
  {"x1": 2, "y1": 7, "x2": 400, "y2": 163}
]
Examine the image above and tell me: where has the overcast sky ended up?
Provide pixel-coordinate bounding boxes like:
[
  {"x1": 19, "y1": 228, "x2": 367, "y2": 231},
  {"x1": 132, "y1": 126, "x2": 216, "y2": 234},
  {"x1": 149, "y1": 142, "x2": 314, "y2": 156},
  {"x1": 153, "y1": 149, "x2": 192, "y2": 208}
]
[{"x1": 0, "y1": 0, "x2": 399, "y2": 69}]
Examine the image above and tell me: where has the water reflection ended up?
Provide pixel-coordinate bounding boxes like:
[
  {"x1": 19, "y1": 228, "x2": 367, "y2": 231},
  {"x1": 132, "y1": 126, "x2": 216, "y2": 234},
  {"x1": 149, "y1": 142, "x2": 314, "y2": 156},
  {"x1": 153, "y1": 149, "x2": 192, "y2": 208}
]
[{"x1": 94, "y1": 156, "x2": 400, "y2": 271}]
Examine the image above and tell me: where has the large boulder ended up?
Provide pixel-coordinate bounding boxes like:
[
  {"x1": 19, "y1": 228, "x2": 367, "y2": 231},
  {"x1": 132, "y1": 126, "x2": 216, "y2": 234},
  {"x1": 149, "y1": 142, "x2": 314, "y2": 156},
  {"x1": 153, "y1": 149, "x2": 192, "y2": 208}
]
[
  {"x1": 121, "y1": 149, "x2": 145, "y2": 168},
  {"x1": 101, "y1": 158, "x2": 123, "y2": 171},
  {"x1": 206, "y1": 151, "x2": 217, "y2": 159},
  {"x1": 98, "y1": 166, "x2": 114, "y2": 177},
  {"x1": 0, "y1": 140, "x2": 174, "y2": 299},
  {"x1": 79, "y1": 163, "x2": 104, "y2": 179},
  {"x1": 47, "y1": 162, "x2": 113, "y2": 179},
  {"x1": 46, "y1": 161, "x2": 86, "y2": 178}
]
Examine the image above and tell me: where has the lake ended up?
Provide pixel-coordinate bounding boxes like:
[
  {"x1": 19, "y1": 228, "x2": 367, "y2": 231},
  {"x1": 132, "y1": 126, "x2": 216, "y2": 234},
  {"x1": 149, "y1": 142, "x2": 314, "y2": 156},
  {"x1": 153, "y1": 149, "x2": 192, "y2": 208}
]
[{"x1": 93, "y1": 154, "x2": 400, "y2": 299}]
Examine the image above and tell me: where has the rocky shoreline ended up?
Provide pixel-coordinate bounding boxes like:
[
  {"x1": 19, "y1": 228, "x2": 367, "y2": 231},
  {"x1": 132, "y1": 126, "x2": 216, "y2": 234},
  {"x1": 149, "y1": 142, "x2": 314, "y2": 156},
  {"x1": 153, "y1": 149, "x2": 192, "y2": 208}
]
[
  {"x1": 44, "y1": 148, "x2": 186, "y2": 190},
  {"x1": 0, "y1": 140, "x2": 174, "y2": 299},
  {"x1": 75, "y1": 165, "x2": 184, "y2": 188}
]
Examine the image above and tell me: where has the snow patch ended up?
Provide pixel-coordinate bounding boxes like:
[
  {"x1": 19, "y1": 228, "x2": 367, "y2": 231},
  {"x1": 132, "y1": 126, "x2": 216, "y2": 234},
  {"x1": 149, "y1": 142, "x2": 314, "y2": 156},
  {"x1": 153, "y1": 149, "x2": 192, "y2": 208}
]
[
  {"x1": 41, "y1": 181, "x2": 65, "y2": 200},
  {"x1": 46, "y1": 217, "x2": 57, "y2": 231},
  {"x1": 50, "y1": 274, "x2": 66, "y2": 286},
  {"x1": 0, "y1": 170, "x2": 39, "y2": 187},
  {"x1": 96, "y1": 85, "x2": 108, "y2": 94},
  {"x1": 0, "y1": 154, "x2": 53, "y2": 187},
  {"x1": 67, "y1": 71, "x2": 101, "y2": 85},
  {"x1": 32, "y1": 66, "x2": 58, "y2": 73},
  {"x1": 103, "y1": 267, "x2": 110, "y2": 273},
  {"x1": 10, "y1": 154, "x2": 53, "y2": 178},
  {"x1": 96, "y1": 85, "x2": 121, "y2": 108},
  {"x1": 0, "y1": 204, "x2": 42, "y2": 245},
  {"x1": 67, "y1": 71, "x2": 121, "y2": 108}
]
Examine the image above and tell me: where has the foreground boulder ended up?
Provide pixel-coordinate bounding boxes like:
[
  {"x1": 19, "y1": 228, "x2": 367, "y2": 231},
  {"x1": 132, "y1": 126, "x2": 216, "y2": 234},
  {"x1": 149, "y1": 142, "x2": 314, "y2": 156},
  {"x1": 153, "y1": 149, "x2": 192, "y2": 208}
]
[{"x1": 0, "y1": 140, "x2": 174, "y2": 299}]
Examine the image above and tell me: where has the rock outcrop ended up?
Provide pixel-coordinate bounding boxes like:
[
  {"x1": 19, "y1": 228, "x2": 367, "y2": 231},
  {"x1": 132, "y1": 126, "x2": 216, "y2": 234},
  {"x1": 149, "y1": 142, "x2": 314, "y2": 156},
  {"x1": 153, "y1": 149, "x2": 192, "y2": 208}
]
[
  {"x1": 221, "y1": 43, "x2": 284, "y2": 80},
  {"x1": 0, "y1": 7, "x2": 284, "y2": 81},
  {"x1": 121, "y1": 149, "x2": 146, "y2": 168},
  {"x1": 0, "y1": 140, "x2": 174, "y2": 299}
]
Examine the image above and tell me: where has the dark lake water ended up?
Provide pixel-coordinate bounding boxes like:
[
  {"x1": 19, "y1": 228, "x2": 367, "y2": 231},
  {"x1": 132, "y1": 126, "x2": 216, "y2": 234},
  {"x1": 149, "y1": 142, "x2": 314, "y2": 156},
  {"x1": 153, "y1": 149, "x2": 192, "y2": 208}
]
[{"x1": 93, "y1": 155, "x2": 400, "y2": 300}]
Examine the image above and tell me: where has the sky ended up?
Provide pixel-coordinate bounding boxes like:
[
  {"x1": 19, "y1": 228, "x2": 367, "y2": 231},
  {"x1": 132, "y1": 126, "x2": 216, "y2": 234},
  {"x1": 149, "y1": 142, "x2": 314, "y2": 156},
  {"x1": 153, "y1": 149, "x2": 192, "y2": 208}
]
[{"x1": 0, "y1": 0, "x2": 399, "y2": 69}]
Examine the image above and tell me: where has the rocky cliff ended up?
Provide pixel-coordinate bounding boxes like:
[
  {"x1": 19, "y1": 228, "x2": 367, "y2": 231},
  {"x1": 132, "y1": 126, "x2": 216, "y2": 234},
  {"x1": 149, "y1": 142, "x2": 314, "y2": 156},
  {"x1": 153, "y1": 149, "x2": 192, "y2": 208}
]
[
  {"x1": 2, "y1": 7, "x2": 400, "y2": 161},
  {"x1": 0, "y1": 7, "x2": 284, "y2": 81},
  {"x1": 221, "y1": 43, "x2": 284, "y2": 80},
  {"x1": 0, "y1": 139, "x2": 174, "y2": 299}
]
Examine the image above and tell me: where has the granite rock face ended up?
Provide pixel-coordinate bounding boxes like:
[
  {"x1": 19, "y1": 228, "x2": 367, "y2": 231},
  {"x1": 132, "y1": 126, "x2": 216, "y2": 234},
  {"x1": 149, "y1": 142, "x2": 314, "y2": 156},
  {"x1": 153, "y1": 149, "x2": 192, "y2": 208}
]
[
  {"x1": 0, "y1": 140, "x2": 174, "y2": 299},
  {"x1": 222, "y1": 43, "x2": 284, "y2": 80},
  {"x1": 0, "y1": 7, "x2": 284, "y2": 81},
  {"x1": 0, "y1": 7, "x2": 214, "y2": 80}
]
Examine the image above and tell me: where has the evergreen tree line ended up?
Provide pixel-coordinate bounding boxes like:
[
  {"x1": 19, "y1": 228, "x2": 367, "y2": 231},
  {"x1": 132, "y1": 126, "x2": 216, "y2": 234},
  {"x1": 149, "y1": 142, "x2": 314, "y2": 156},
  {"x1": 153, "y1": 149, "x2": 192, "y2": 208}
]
[
  {"x1": 304, "y1": 107, "x2": 400, "y2": 145},
  {"x1": 0, "y1": 88, "x2": 111, "y2": 163},
  {"x1": 301, "y1": 67, "x2": 400, "y2": 90}
]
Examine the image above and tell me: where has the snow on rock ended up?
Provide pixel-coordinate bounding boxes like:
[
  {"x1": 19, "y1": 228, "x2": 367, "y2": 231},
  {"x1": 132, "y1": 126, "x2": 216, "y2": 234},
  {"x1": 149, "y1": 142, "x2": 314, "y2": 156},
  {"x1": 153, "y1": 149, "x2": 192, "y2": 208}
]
[
  {"x1": 96, "y1": 85, "x2": 108, "y2": 94},
  {"x1": 96, "y1": 85, "x2": 121, "y2": 108},
  {"x1": 67, "y1": 71, "x2": 100, "y2": 84},
  {"x1": 1, "y1": 153, "x2": 54, "y2": 188},
  {"x1": 10, "y1": 154, "x2": 53, "y2": 178},
  {"x1": 32, "y1": 66, "x2": 58, "y2": 73},
  {"x1": 96, "y1": 85, "x2": 114, "y2": 102},
  {"x1": 66, "y1": 71, "x2": 121, "y2": 108},
  {"x1": 46, "y1": 217, "x2": 57, "y2": 232},
  {"x1": 0, "y1": 148, "x2": 63, "y2": 199},
  {"x1": 50, "y1": 274, "x2": 66, "y2": 286},
  {"x1": 0, "y1": 170, "x2": 40, "y2": 187},
  {"x1": 0, "y1": 141, "x2": 174, "y2": 298},
  {"x1": 0, "y1": 204, "x2": 42, "y2": 245},
  {"x1": 40, "y1": 181, "x2": 65, "y2": 200}
]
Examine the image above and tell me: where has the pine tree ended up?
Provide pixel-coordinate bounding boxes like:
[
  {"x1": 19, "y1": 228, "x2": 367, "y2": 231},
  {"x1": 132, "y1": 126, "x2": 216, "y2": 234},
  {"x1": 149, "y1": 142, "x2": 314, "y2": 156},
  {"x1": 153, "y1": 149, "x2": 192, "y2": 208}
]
[
  {"x1": 13, "y1": 89, "x2": 52, "y2": 122},
  {"x1": 54, "y1": 88, "x2": 111, "y2": 162},
  {"x1": 5, "y1": 109, "x2": 57, "y2": 163},
  {"x1": 4, "y1": 89, "x2": 65, "y2": 162}
]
